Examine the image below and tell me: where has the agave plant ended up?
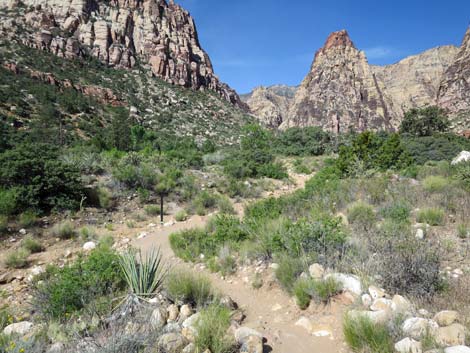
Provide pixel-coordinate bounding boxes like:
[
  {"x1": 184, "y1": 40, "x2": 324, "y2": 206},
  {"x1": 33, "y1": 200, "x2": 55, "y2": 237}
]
[{"x1": 119, "y1": 247, "x2": 168, "y2": 299}]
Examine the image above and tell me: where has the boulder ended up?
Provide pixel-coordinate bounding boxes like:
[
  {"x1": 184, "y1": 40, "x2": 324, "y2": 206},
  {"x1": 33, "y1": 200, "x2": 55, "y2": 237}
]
[
  {"x1": 82, "y1": 241, "x2": 96, "y2": 251},
  {"x1": 234, "y1": 327, "x2": 263, "y2": 344},
  {"x1": 370, "y1": 298, "x2": 393, "y2": 311},
  {"x1": 157, "y1": 333, "x2": 188, "y2": 353},
  {"x1": 219, "y1": 295, "x2": 238, "y2": 310},
  {"x1": 180, "y1": 305, "x2": 193, "y2": 320},
  {"x1": 395, "y1": 337, "x2": 423, "y2": 353},
  {"x1": 391, "y1": 295, "x2": 412, "y2": 314},
  {"x1": 3, "y1": 321, "x2": 34, "y2": 336},
  {"x1": 167, "y1": 304, "x2": 179, "y2": 322},
  {"x1": 182, "y1": 313, "x2": 200, "y2": 330},
  {"x1": 434, "y1": 311, "x2": 459, "y2": 326},
  {"x1": 402, "y1": 318, "x2": 439, "y2": 340},
  {"x1": 361, "y1": 294, "x2": 372, "y2": 307},
  {"x1": 308, "y1": 263, "x2": 325, "y2": 279},
  {"x1": 416, "y1": 229, "x2": 425, "y2": 240},
  {"x1": 445, "y1": 347, "x2": 470, "y2": 353},
  {"x1": 182, "y1": 343, "x2": 196, "y2": 353},
  {"x1": 348, "y1": 309, "x2": 390, "y2": 325},
  {"x1": 325, "y1": 273, "x2": 362, "y2": 296},
  {"x1": 436, "y1": 324, "x2": 466, "y2": 347},
  {"x1": 368, "y1": 285, "x2": 386, "y2": 300},
  {"x1": 451, "y1": 151, "x2": 470, "y2": 165},
  {"x1": 46, "y1": 342, "x2": 65, "y2": 353},
  {"x1": 240, "y1": 334, "x2": 263, "y2": 353}
]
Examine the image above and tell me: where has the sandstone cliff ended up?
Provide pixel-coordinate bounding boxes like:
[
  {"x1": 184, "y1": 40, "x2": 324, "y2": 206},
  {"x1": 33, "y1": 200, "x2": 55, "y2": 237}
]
[
  {"x1": 241, "y1": 85, "x2": 297, "y2": 128},
  {"x1": 438, "y1": 28, "x2": 470, "y2": 131},
  {"x1": 284, "y1": 30, "x2": 395, "y2": 133},
  {"x1": 0, "y1": 0, "x2": 244, "y2": 107}
]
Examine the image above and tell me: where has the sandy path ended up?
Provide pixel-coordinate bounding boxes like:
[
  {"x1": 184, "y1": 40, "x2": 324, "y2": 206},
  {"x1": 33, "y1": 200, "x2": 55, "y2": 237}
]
[{"x1": 131, "y1": 174, "x2": 349, "y2": 353}]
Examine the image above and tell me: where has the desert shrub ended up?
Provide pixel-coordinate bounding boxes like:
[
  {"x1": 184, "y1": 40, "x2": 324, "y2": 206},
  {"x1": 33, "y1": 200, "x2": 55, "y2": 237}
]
[
  {"x1": 417, "y1": 208, "x2": 445, "y2": 226},
  {"x1": 275, "y1": 255, "x2": 305, "y2": 293},
  {"x1": 80, "y1": 226, "x2": 97, "y2": 241},
  {"x1": 192, "y1": 191, "x2": 218, "y2": 215},
  {"x1": 258, "y1": 161, "x2": 288, "y2": 179},
  {"x1": 170, "y1": 228, "x2": 211, "y2": 261},
  {"x1": 217, "y1": 195, "x2": 236, "y2": 215},
  {"x1": 4, "y1": 248, "x2": 30, "y2": 269},
  {"x1": 119, "y1": 248, "x2": 167, "y2": 299},
  {"x1": 452, "y1": 161, "x2": 470, "y2": 190},
  {"x1": 0, "y1": 143, "x2": 83, "y2": 213},
  {"x1": 293, "y1": 159, "x2": 311, "y2": 174},
  {"x1": 203, "y1": 150, "x2": 227, "y2": 165},
  {"x1": 206, "y1": 215, "x2": 249, "y2": 248},
  {"x1": 207, "y1": 246, "x2": 237, "y2": 276},
  {"x1": 457, "y1": 223, "x2": 469, "y2": 239},
  {"x1": 310, "y1": 277, "x2": 341, "y2": 304},
  {"x1": 364, "y1": 176, "x2": 389, "y2": 204},
  {"x1": 195, "y1": 305, "x2": 236, "y2": 353},
  {"x1": 175, "y1": 210, "x2": 188, "y2": 222},
  {"x1": 343, "y1": 314, "x2": 393, "y2": 353},
  {"x1": 0, "y1": 215, "x2": 7, "y2": 234},
  {"x1": 374, "y1": 236, "x2": 442, "y2": 298},
  {"x1": 51, "y1": 221, "x2": 76, "y2": 239},
  {"x1": 18, "y1": 210, "x2": 37, "y2": 228},
  {"x1": 0, "y1": 188, "x2": 20, "y2": 215},
  {"x1": 144, "y1": 205, "x2": 163, "y2": 216},
  {"x1": 165, "y1": 270, "x2": 214, "y2": 307},
  {"x1": 380, "y1": 201, "x2": 411, "y2": 223},
  {"x1": 275, "y1": 126, "x2": 332, "y2": 156},
  {"x1": 347, "y1": 201, "x2": 376, "y2": 230},
  {"x1": 293, "y1": 278, "x2": 312, "y2": 310},
  {"x1": 22, "y1": 235, "x2": 44, "y2": 253},
  {"x1": 400, "y1": 106, "x2": 449, "y2": 137},
  {"x1": 32, "y1": 245, "x2": 125, "y2": 319},
  {"x1": 422, "y1": 176, "x2": 448, "y2": 193},
  {"x1": 98, "y1": 187, "x2": 114, "y2": 210}
]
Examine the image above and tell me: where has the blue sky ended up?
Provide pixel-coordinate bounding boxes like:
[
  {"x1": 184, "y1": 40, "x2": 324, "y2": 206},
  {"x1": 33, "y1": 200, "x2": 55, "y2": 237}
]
[{"x1": 178, "y1": 0, "x2": 470, "y2": 94}]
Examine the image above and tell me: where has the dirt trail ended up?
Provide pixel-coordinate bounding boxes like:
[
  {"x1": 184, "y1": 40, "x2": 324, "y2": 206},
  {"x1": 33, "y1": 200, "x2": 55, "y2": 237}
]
[{"x1": 132, "y1": 174, "x2": 349, "y2": 353}]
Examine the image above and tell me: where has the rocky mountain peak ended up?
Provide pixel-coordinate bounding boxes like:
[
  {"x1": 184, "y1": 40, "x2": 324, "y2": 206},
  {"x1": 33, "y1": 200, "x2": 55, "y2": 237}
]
[
  {"x1": 0, "y1": 0, "x2": 246, "y2": 108},
  {"x1": 323, "y1": 29, "x2": 355, "y2": 51}
]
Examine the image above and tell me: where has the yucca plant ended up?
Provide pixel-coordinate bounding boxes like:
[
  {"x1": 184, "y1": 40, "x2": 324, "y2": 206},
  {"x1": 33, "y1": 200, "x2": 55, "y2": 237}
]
[{"x1": 119, "y1": 247, "x2": 168, "y2": 300}]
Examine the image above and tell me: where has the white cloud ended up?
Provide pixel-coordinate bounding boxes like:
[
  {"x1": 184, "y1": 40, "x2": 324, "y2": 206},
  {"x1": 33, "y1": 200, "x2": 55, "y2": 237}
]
[{"x1": 364, "y1": 46, "x2": 394, "y2": 59}]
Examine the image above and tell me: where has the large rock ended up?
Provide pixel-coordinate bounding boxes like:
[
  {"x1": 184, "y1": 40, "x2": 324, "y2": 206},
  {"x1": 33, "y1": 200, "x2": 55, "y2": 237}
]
[
  {"x1": 150, "y1": 307, "x2": 168, "y2": 330},
  {"x1": 391, "y1": 295, "x2": 412, "y2": 314},
  {"x1": 308, "y1": 263, "x2": 325, "y2": 279},
  {"x1": 234, "y1": 327, "x2": 263, "y2": 344},
  {"x1": 395, "y1": 337, "x2": 423, "y2": 353},
  {"x1": 445, "y1": 347, "x2": 470, "y2": 353},
  {"x1": 325, "y1": 273, "x2": 362, "y2": 295},
  {"x1": 3, "y1": 321, "x2": 34, "y2": 336},
  {"x1": 157, "y1": 333, "x2": 188, "y2": 353},
  {"x1": 240, "y1": 335, "x2": 263, "y2": 353},
  {"x1": 348, "y1": 309, "x2": 391, "y2": 325},
  {"x1": 402, "y1": 318, "x2": 439, "y2": 340},
  {"x1": 434, "y1": 311, "x2": 459, "y2": 326},
  {"x1": 436, "y1": 324, "x2": 466, "y2": 347},
  {"x1": 451, "y1": 151, "x2": 470, "y2": 165}
]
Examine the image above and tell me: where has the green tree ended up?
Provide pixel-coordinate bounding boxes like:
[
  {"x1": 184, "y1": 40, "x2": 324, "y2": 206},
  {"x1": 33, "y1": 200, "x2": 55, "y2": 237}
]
[
  {"x1": 400, "y1": 106, "x2": 450, "y2": 137},
  {"x1": 111, "y1": 108, "x2": 132, "y2": 151},
  {"x1": 155, "y1": 174, "x2": 176, "y2": 224}
]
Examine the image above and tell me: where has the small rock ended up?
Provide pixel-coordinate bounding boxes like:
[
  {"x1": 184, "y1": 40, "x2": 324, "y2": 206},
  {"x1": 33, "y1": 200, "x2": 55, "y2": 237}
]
[
  {"x1": 167, "y1": 304, "x2": 179, "y2": 322},
  {"x1": 150, "y1": 307, "x2": 168, "y2": 329},
  {"x1": 46, "y1": 342, "x2": 65, "y2": 353},
  {"x1": 82, "y1": 241, "x2": 96, "y2": 251},
  {"x1": 157, "y1": 333, "x2": 187, "y2": 353},
  {"x1": 182, "y1": 313, "x2": 200, "y2": 330},
  {"x1": 235, "y1": 327, "x2": 263, "y2": 344},
  {"x1": 240, "y1": 334, "x2": 263, "y2": 353},
  {"x1": 270, "y1": 263, "x2": 279, "y2": 270},
  {"x1": 444, "y1": 346, "x2": 470, "y2": 353},
  {"x1": 348, "y1": 310, "x2": 391, "y2": 324},
  {"x1": 182, "y1": 343, "x2": 196, "y2": 353},
  {"x1": 219, "y1": 295, "x2": 238, "y2": 310},
  {"x1": 391, "y1": 295, "x2": 412, "y2": 314},
  {"x1": 325, "y1": 273, "x2": 362, "y2": 296},
  {"x1": 436, "y1": 324, "x2": 466, "y2": 346},
  {"x1": 361, "y1": 294, "x2": 372, "y2": 308},
  {"x1": 19, "y1": 228, "x2": 26, "y2": 235},
  {"x1": 180, "y1": 305, "x2": 193, "y2": 320},
  {"x1": 395, "y1": 337, "x2": 422, "y2": 353},
  {"x1": 370, "y1": 298, "x2": 393, "y2": 311},
  {"x1": 295, "y1": 317, "x2": 313, "y2": 332},
  {"x1": 434, "y1": 311, "x2": 459, "y2": 326},
  {"x1": 137, "y1": 232, "x2": 148, "y2": 239},
  {"x1": 418, "y1": 309, "x2": 431, "y2": 318},
  {"x1": 308, "y1": 263, "x2": 325, "y2": 279},
  {"x1": 3, "y1": 321, "x2": 34, "y2": 336},
  {"x1": 451, "y1": 151, "x2": 470, "y2": 165},
  {"x1": 416, "y1": 229, "x2": 425, "y2": 240},
  {"x1": 162, "y1": 322, "x2": 181, "y2": 334},
  {"x1": 271, "y1": 304, "x2": 282, "y2": 312}
]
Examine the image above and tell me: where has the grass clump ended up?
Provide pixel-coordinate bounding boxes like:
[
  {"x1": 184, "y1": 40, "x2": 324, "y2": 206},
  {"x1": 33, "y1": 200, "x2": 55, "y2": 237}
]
[
  {"x1": 195, "y1": 304, "x2": 236, "y2": 353},
  {"x1": 422, "y1": 175, "x2": 448, "y2": 193},
  {"x1": 275, "y1": 255, "x2": 304, "y2": 293},
  {"x1": 457, "y1": 223, "x2": 469, "y2": 239},
  {"x1": 79, "y1": 226, "x2": 97, "y2": 241},
  {"x1": 417, "y1": 208, "x2": 445, "y2": 226},
  {"x1": 293, "y1": 277, "x2": 341, "y2": 309},
  {"x1": 217, "y1": 195, "x2": 236, "y2": 215},
  {"x1": 144, "y1": 205, "x2": 163, "y2": 216},
  {"x1": 51, "y1": 221, "x2": 76, "y2": 239},
  {"x1": 18, "y1": 210, "x2": 38, "y2": 228},
  {"x1": 166, "y1": 270, "x2": 214, "y2": 308},
  {"x1": 343, "y1": 314, "x2": 394, "y2": 353},
  {"x1": 175, "y1": 210, "x2": 188, "y2": 222},
  {"x1": 22, "y1": 235, "x2": 44, "y2": 253},
  {"x1": 4, "y1": 248, "x2": 30, "y2": 269},
  {"x1": 293, "y1": 278, "x2": 312, "y2": 310},
  {"x1": 380, "y1": 201, "x2": 411, "y2": 223},
  {"x1": 0, "y1": 215, "x2": 8, "y2": 234},
  {"x1": 347, "y1": 201, "x2": 376, "y2": 230},
  {"x1": 119, "y1": 248, "x2": 167, "y2": 299}
]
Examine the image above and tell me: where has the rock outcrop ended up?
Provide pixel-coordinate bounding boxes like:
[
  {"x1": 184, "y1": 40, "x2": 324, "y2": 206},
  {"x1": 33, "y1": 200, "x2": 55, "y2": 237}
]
[
  {"x1": 372, "y1": 45, "x2": 458, "y2": 127},
  {"x1": 0, "y1": 0, "x2": 244, "y2": 107},
  {"x1": 241, "y1": 85, "x2": 297, "y2": 128},
  {"x1": 283, "y1": 30, "x2": 396, "y2": 133},
  {"x1": 438, "y1": 28, "x2": 470, "y2": 131}
]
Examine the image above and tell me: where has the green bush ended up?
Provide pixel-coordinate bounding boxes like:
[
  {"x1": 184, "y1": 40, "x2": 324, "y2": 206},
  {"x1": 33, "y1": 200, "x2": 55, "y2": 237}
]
[
  {"x1": 400, "y1": 106, "x2": 449, "y2": 137},
  {"x1": 275, "y1": 255, "x2": 304, "y2": 293},
  {"x1": 0, "y1": 143, "x2": 83, "y2": 213},
  {"x1": 170, "y1": 228, "x2": 212, "y2": 261},
  {"x1": 98, "y1": 187, "x2": 114, "y2": 210},
  {"x1": 380, "y1": 201, "x2": 411, "y2": 223},
  {"x1": 310, "y1": 277, "x2": 341, "y2": 304},
  {"x1": 293, "y1": 278, "x2": 311, "y2": 310},
  {"x1": 343, "y1": 314, "x2": 393, "y2": 353},
  {"x1": 195, "y1": 305, "x2": 236, "y2": 353},
  {"x1": 144, "y1": 205, "x2": 163, "y2": 216},
  {"x1": 192, "y1": 191, "x2": 218, "y2": 215},
  {"x1": 80, "y1": 226, "x2": 97, "y2": 241},
  {"x1": 347, "y1": 201, "x2": 376, "y2": 230},
  {"x1": 0, "y1": 215, "x2": 7, "y2": 234},
  {"x1": 18, "y1": 210, "x2": 37, "y2": 228},
  {"x1": 422, "y1": 176, "x2": 448, "y2": 193},
  {"x1": 166, "y1": 270, "x2": 214, "y2": 307},
  {"x1": 175, "y1": 210, "x2": 188, "y2": 222},
  {"x1": 275, "y1": 127, "x2": 332, "y2": 156},
  {"x1": 4, "y1": 248, "x2": 30, "y2": 269},
  {"x1": 217, "y1": 195, "x2": 236, "y2": 215},
  {"x1": 51, "y1": 221, "x2": 76, "y2": 239},
  {"x1": 33, "y1": 245, "x2": 125, "y2": 319},
  {"x1": 417, "y1": 208, "x2": 445, "y2": 226},
  {"x1": 22, "y1": 235, "x2": 44, "y2": 253},
  {"x1": 457, "y1": 223, "x2": 469, "y2": 239},
  {"x1": 0, "y1": 188, "x2": 19, "y2": 215}
]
